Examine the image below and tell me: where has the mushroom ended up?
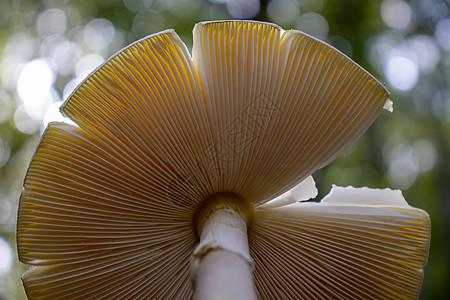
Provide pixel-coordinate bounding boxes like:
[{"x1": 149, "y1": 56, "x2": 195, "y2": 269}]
[{"x1": 17, "y1": 21, "x2": 430, "y2": 299}]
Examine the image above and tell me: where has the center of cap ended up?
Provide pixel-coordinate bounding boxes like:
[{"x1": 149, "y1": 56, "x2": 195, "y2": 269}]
[{"x1": 193, "y1": 192, "x2": 254, "y2": 238}]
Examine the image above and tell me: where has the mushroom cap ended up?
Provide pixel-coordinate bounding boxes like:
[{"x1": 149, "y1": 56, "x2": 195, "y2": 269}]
[
  {"x1": 60, "y1": 20, "x2": 389, "y2": 207},
  {"x1": 17, "y1": 21, "x2": 429, "y2": 299},
  {"x1": 253, "y1": 184, "x2": 430, "y2": 299}
]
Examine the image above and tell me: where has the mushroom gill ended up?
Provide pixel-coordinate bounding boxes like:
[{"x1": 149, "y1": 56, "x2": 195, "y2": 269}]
[{"x1": 17, "y1": 21, "x2": 429, "y2": 300}]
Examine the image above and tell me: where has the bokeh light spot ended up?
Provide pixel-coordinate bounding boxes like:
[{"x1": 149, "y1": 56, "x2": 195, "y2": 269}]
[
  {"x1": 435, "y1": 18, "x2": 450, "y2": 51},
  {"x1": 1, "y1": 34, "x2": 38, "y2": 90},
  {"x1": 226, "y1": 0, "x2": 260, "y2": 19},
  {"x1": 75, "y1": 54, "x2": 105, "y2": 80},
  {"x1": 37, "y1": 8, "x2": 67, "y2": 37},
  {"x1": 411, "y1": 35, "x2": 440, "y2": 73},
  {"x1": 83, "y1": 18, "x2": 115, "y2": 52},
  {"x1": 16, "y1": 58, "x2": 56, "y2": 119},
  {"x1": 132, "y1": 11, "x2": 165, "y2": 38},
  {"x1": 381, "y1": 0, "x2": 412, "y2": 30},
  {"x1": 388, "y1": 155, "x2": 418, "y2": 189},
  {"x1": 386, "y1": 142, "x2": 419, "y2": 189},
  {"x1": 385, "y1": 56, "x2": 418, "y2": 91},
  {"x1": 0, "y1": 238, "x2": 13, "y2": 275},
  {"x1": 413, "y1": 139, "x2": 438, "y2": 173},
  {"x1": 431, "y1": 89, "x2": 450, "y2": 121},
  {"x1": 14, "y1": 105, "x2": 40, "y2": 134},
  {"x1": 41, "y1": 36, "x2": 81, "y2": 76},
  {"x1": 329, "y1": 36, "x2": 353, "y2": 57},
  {"x1": 296, "y1": 12, "x2": 329, "y2": 40},
  {"x1": 267, "y1": 0, "x2": 299, "y2": 26}
]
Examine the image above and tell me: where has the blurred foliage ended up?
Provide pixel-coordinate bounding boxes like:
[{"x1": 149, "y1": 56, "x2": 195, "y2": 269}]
[{"x1": 0, "y1": 0, "x2": 449, "y2": 299}]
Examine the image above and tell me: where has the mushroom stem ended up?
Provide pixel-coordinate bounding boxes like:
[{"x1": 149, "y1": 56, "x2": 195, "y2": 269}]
[{"x1": 192, "y1": 192, "x2": 256, "y2": 300}]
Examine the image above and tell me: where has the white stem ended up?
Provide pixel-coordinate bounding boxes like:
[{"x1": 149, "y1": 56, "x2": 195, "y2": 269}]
[{"x1": 192, "y1": 193, "x2": 256, "y2": 300}]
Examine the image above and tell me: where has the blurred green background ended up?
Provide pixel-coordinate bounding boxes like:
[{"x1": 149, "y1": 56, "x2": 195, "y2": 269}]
[{"x1": 0, "y1": 0, "x2": 448, "y2": 299}]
